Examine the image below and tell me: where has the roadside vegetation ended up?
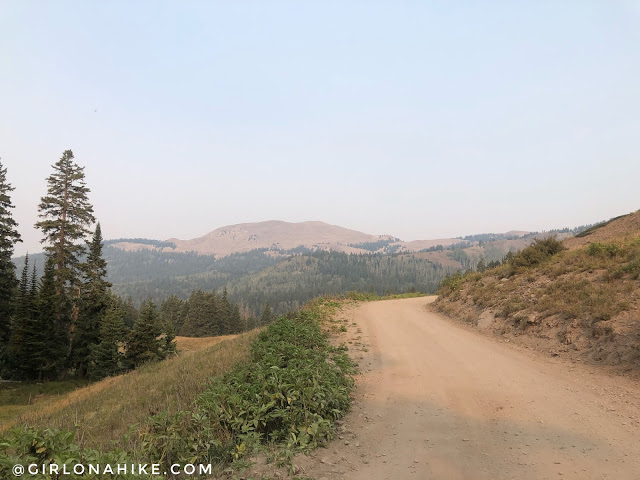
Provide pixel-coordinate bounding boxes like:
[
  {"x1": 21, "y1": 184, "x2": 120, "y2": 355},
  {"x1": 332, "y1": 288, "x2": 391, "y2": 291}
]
[{"x1": 0, "y1": 297, "x2": 357, "y2": 479}]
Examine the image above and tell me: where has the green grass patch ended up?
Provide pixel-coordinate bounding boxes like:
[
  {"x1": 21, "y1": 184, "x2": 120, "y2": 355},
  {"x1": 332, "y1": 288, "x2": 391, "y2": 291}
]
[{"x1": 344, "y1": 291, "x2": 427, "y2": 301}]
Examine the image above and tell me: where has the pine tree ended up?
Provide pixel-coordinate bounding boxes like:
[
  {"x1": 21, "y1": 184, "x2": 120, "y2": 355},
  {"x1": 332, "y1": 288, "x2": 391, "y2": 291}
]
[
  {"x1": 35, "y1": 149, "x2": 95, "y2": 362},
  {"x1": 260, "y1": 302, "x2": 274, "y2": 325},
  {"x1": 7, "y1": 255, "x2": 31, "y2": 377},
  {"x1": 88, "y1": 303, "x2": 125, "y2": 380},
  {"x1": 122, "y1": 297, "x2": 138, "y2": 329},
  {"x1": 74, "y1": 223, "x2": 111, "y2": 376},
  {"x1": 476, "y1": 258, "x2": 486, "y2": 273},
  {"x1": 160, "y1": 295, "x2": 186, "y2": 333},
  {"x1": 125, "y1": 300, "x2": 164, "y2": 368},
  {"x1": 36, "y1": 255, "x2": 66, "y2": 379},
  {"x1": 161, "y1": 320, "x2": 177, "y2": 358},
  {"x1": 181, "y1": 290, "x2": 217, "y2": 336},
  {"x1": 22, "y1": 260, "x2": 49, "y2": 380},
  {"x1": 229, "y1": 304, "x2": 243, "y2": 334},
  {"x1": 219, "y1": 287, "x2": 232, "y2": 335},
  {"x1": 0, "y1": 160, "x2": 21, "y2": 357},
  {"x1": 30, "y1": 263, "x2": 38, "y2": 300},
  {"x1": 14, "y1": 254, "x2": 31, "y2": 330},
  {"x1": 7, "y1": 256, "x2": 50, "y2": 379}
]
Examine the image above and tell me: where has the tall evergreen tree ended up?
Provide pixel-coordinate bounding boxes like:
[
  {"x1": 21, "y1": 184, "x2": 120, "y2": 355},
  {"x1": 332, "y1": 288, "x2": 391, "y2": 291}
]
[
  {"x1": 35, "y1": 149, "x2": 95, "y2": 363},
  {"x1": 159, "y1": 295, "x2": 186, "y2": 333},
  {"x1": 162, "y1": 319, "x2": 177, "y2": 358},
  {"x1": 7, "y1": 256, "x2": 51, "y2": 379},
  {"x1": 15, "y1": 254, "x2": 31, "y2": 327},
  {"x1": 30, "y1": 263, "x2": 38, "y2": 301},
  {"x1": 122, "y1": 297, "x2": 138, "y2": 329},
  {"x1": 73, "y1": 223, "x2": 111, "y2": 376},
  {"x1": 125, "y1": 300, "x2": 164, "y2": 368},
  {"x1": 181, "y1": 290, "x2": 218, "y2": 337},
  {"x1": 38, "y1": 255, "x2": 68, "y2": 379},
  {"x1": 7, "y1": 255, "x2": 31, "y2": 377},
  {"x1": 219, "y1": 287, "x2": 232, "y2": 335},
  {"x1": 0, "y1": 160, "x2": 21, "y2": 358},
  {"x1": 88, "y1": 303, "x2": 126, "y2": 380}
]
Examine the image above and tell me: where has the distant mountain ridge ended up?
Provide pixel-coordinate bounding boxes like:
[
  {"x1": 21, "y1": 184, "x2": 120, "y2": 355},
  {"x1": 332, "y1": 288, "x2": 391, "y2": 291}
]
[
  {"x1": 168, "y1": 220, "x2": 397, "y2": 256},
  {"x1": 110, "y1": 220, "x2": 485, "y2": 257},
  {"x1": 15, "y1": 218, "x2": 599, "y2": 315}
]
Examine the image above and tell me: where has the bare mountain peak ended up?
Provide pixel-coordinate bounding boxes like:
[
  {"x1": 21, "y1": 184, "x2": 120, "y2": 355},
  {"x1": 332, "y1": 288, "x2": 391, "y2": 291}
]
[
  {"x1": 165, "y1": 220, "x2": 397, "y2": 256},
  {"x1": 112, "y1": 219, "x2": 546, "y2": 257}
]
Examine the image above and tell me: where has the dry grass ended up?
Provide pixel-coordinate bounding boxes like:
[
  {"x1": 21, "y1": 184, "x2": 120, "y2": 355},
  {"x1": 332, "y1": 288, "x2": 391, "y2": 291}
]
[
  {"x1": 0, "y1": 380, "x2": 89, "y2": 429},
  {"x1": 456, "y1": 237, "x2": 640, "y2": 323},
  {"x1": 435, "y1": 232, "x2": 640, "y2": 368},
  {"x1": 564, "y1": 210, "x2": 640, "y2": 250},
  {"x1": 4, "y1": 330, "x2": 259, "y2": 450},
  {"x1": 175, "y1": 335, "x2": 237, "y2": 352}
]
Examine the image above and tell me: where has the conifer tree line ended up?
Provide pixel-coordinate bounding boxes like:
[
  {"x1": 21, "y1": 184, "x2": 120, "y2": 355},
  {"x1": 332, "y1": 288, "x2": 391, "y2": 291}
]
[
  {"x1": 0, "y1": 151, "x2": 181, "y2": 381},
  {"x1": 0, "y1": 150, "x2": 300, "y2": 380},
  {"x1": 0, "y1": 151, "x2": 276, "y2": 382},
  {"x1": 159, "y1": 289, "x2": 273, "y2": 337}
]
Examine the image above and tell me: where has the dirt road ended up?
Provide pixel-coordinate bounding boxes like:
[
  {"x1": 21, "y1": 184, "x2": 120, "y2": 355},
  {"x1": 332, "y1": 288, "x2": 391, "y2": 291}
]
[{"x1": 296, "y1": 296, "x2": 640, "y2": 480}]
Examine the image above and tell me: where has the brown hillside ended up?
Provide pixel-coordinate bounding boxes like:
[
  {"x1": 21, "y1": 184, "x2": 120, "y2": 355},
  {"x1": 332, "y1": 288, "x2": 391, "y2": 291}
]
[
  {"x1": 166, "y1": 220, "x2": 396, "y2": 256},
  {"x1": 108, "y1": 220, "x2": 534, "y2": 259},
  {"x1": 434, "y1": 213, "x2": 640, "y2": 373},
  {"x1": 564, "y1": 210, "x2": 640, "y2": 250}
]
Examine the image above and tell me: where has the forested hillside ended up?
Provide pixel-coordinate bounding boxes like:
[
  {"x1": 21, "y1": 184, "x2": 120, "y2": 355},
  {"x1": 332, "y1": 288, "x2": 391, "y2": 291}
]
[
  {"x1": 101, "y1": 229, "x2": 591, "y2": 314},
  {"x1": 102, "y1": 249, "x2": 445, "y2": 314},
  {"x1": 224, "y1": 251, "x2": 446, "y2": 313},
  {"x1": 14, "y1": 226, "x2": 593, "y2": 317}
]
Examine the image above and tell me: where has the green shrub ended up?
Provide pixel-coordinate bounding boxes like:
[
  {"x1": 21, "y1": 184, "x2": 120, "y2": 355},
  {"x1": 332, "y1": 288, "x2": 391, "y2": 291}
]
[
  {"x1": 588, "y1": 242, "x2": 620, "y2": 257},
  {"x1": 0, "y1": 426, "x2": 143, "y2": 479},
  {"x1": 621, "y1": 255, "x2": 640, "y2": 279},
  {"x1": 198, "y1": 311, "x2": 354, "y2": 450},
  {"x1": 437, "y1": 272, "x2": 465, "y2": 296},
  {"x1": 138, "y1": 307, "x2": 356, "y2": 470},
  {"x1": 499, "y1": 297, "x2": 527, "y2": 318},
  {"x1": 509, "y1": 237, "x2": 564, "y2": 269}
]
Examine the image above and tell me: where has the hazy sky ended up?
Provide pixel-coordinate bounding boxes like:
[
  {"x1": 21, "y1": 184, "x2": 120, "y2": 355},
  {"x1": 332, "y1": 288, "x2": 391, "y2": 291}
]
[{"x1": 2, "y1": 1, "x2": 639, "y2": 256}]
